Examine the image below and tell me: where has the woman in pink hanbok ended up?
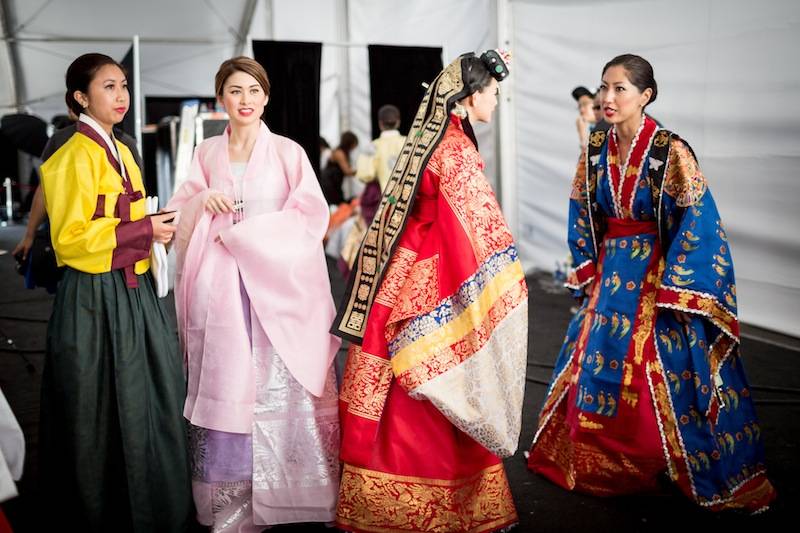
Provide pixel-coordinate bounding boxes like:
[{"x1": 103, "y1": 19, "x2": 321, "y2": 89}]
[{"x1": 167, "y1": 56, "x2": 341, "y2": 531}]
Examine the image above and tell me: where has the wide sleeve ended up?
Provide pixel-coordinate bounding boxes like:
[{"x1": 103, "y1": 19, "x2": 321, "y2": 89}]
[
  {"x1": 387, "y1": 136, "x2": 527, "y2": 458},
  {"x1": 565, "y1": 149, "x2": 598, "y2": 293},
  {"x1": 218, "y1": 141, "x2": 338, "y2": 397},
  {"x1": 275, "y1": 143, "x2": 331, "y2": 240},
  {"x1": 655, "y1": 138, "x2": 739, "y2": 342},
  {"x1": 41, "y1": 143, "x2": 151, "y2": 274},
  {"x1": 167, "y1": 142, "x2": 221, "y2": 272}
]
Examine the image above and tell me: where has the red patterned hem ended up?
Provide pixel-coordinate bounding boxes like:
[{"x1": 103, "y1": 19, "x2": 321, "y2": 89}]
[{"x1": 699, "y1": 471, "x2": 776, "y2": 513}]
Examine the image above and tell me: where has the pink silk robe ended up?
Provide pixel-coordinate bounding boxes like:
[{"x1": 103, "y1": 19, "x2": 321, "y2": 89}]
[{"x1": 168, "y1": 122, "x2": 340, "y2": 434}]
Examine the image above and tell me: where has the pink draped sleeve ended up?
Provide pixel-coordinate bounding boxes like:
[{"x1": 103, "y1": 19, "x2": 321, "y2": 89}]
[{"x1": 219, "y1": 136, "x2": 339, "y2": 397}]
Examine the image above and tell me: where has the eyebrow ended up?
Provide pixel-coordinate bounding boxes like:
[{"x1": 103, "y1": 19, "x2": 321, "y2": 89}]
[
  {"x1": 102, "y1": 78, "x2": 126, "y2": 83},
  {"x1": 227, "y1": 84, "x2": 261, "y2": 89}
]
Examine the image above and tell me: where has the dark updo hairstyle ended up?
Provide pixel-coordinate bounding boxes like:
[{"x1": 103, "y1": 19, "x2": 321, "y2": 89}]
[
  {"x1": 461, "y1": 55, "x2": 495, "y2": 96},
  {"x1": 65, "y1": 53, "x2": 127, "y2": 117},
  {"x1": 449, "y1": 50, "x2": 510, "y2": 148},
  {"x1": 602, "y1": 54, "x2": 658, "y2": 108},
  {"x1": 338, "y1": 131, "x2": 359, "y2": 153}
]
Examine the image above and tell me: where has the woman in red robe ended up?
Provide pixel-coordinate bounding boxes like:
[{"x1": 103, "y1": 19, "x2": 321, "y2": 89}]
[{"x1": 331, "y1": 50, "x2": 527, "y2": 533}]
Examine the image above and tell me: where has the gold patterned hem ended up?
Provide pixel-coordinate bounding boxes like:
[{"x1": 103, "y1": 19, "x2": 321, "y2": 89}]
[
  {"x1": 530, "y1": 406, "x2": 665, "y2": 495},
  {"x1": 336, "y1": 463, "x2": 517, "y2": 533}
]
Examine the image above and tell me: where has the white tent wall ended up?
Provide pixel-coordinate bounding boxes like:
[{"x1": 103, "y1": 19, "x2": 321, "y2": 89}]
[
  {"x1": 244, "y1": 0, "x2": 498, "y2": 181},
  {"x1": 512, "y1": 0, "x2": 800, "y2": 337},
  {"x1": 1, "y1": 0, "x2": 247, "y2": 117},
  {"x1": 0, "y1": 39, "x2": 16, "y2": 112}
]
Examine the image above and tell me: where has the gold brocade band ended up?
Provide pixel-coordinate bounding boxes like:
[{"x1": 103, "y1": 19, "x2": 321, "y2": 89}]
[
  {"x1": 332, "y1": 57, "x2": 468, "y2": 343},
  {"x1": 339, "y1": 345, "x2": 393, "y2": 422},
  {"x1": 395, "y1": 280, "x2": 527, "y2": 392},
  {"x1": 391, "y1": 261, "x2": 524, "y2": 374},
  {"x1": 336, "y1": 463, "x2": 518, "y2": 533}
]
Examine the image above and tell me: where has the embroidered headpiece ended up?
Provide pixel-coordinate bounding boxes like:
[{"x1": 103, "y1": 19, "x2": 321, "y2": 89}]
[{"x1": 480, "y1": 49, "x2": 511, "y2": 81}]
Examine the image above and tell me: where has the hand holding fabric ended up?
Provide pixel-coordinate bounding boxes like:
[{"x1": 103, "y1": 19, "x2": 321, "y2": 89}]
[
  {"x1": 204, "y1": 191, "x2": 234, "y2": 214},
  {"x1": 150, "y1": 212, "x2": 177, "y2": 244}
]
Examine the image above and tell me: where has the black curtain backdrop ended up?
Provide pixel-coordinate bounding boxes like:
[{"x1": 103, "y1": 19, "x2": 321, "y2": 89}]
[
  {"x1": 252, "y1": 40, "x2": 322, "y2": 176},
  {"x1": 141, "y1": 130, "x2": 157, "y2": 196},
  {"x1": 368, "y1": 45, "x2": 443, "y2": 139}
]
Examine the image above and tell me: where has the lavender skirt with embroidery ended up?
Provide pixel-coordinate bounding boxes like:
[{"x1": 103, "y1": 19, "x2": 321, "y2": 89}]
[{"x1": 188, "y1": 281, "x2": 340, "y2": 531}]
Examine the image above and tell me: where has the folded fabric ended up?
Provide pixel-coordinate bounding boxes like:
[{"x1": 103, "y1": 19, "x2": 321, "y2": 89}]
[
  {"x1": 0, "y1": 387, "x2": 24, "y2": 502},
  {"x1": 145, "y1": 196, "x2": 171, "y2": 298}
]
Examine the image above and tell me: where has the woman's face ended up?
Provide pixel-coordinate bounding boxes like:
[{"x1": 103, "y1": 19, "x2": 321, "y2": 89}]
[
  {"x1": 74, "y1": 64, "x2": 129, "y2": 132},
  {"x1": 219, "y1": 70, "x2": 268, "y2": 127},
  {"x1": 468, "y1": 78, "x2": 499, "y2": 123},
  {"x1": 598, "y1": 65, "x2": 651, "y2": 126}
]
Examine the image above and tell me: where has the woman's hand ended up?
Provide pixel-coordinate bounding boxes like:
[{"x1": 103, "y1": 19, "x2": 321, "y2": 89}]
[
  {"x1": 204, "y1": 192, "x2": 234, "y2": 215},
  {"x1": 578, "y1": 279, "x2": 595, "y2": 304},
  {"x1": 583, "y1": 279, "x2": 595, "y2": 298},
  {"x1": 150, "y1": 213, "x2": 177, "y2": 244},
  {"x1": 12, "y1": 234, "x2": 34, "y2": 261}
]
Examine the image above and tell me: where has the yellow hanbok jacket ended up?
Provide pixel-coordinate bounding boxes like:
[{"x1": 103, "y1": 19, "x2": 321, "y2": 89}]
[{"x1": 40, "y1": 120, "x2": 152, "y2": 287}]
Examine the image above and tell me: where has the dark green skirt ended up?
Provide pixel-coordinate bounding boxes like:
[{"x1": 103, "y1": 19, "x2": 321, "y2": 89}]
[{"x1": 40, "y1": 268, "x2": 191, "y2": 532}]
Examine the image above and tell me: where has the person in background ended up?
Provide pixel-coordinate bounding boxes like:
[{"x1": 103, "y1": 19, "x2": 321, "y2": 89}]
[
  {"x1": 38, "y1": 52, "x2": 190, "y2": 532},
  {"x1": 321, "y1": 131, "x2": 360, "y2": 268},
  {"x1": 591, "y1": 90, "x2": 611, "y2": 132},
  {"x1": 572, "y1": 85, "x2": 596, "y2": 147},
  {"x1": 355, "y1": 104, "x2": 404, "y2": 194},
  {"x1": 338, "y1": 105, "x2": 406, "y2": 275},
  {"x1": 319, "y1": 131, "x2": 358, "y2": 206}
]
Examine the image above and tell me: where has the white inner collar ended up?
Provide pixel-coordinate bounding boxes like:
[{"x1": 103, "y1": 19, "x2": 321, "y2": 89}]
[
  {"x1": 79, "y1": 113, "x2": 117, "y2": 159},
  {"x1": 79, "y1": 113, "x2": 127, "y2": 180}
]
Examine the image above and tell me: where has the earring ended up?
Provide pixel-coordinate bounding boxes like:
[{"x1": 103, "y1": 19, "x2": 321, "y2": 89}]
[{"x1": 452, "y1": 102, "x2": 467, "y2": 119}]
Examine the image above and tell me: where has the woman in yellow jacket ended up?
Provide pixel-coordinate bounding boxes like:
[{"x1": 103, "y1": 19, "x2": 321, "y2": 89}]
[{"x1": 39, "y1": 53, "x2": 190, "y2": 532}]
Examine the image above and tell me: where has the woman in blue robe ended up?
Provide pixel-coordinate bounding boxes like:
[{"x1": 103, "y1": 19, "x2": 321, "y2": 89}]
[{"x1": 527, "y1": 54, "x2": 776, "y2": 512}]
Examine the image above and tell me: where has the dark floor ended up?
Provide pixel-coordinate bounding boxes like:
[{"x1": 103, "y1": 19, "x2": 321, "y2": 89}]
[{"x1": 0, "y1": 223, "x2": 797, "y2": 532}]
